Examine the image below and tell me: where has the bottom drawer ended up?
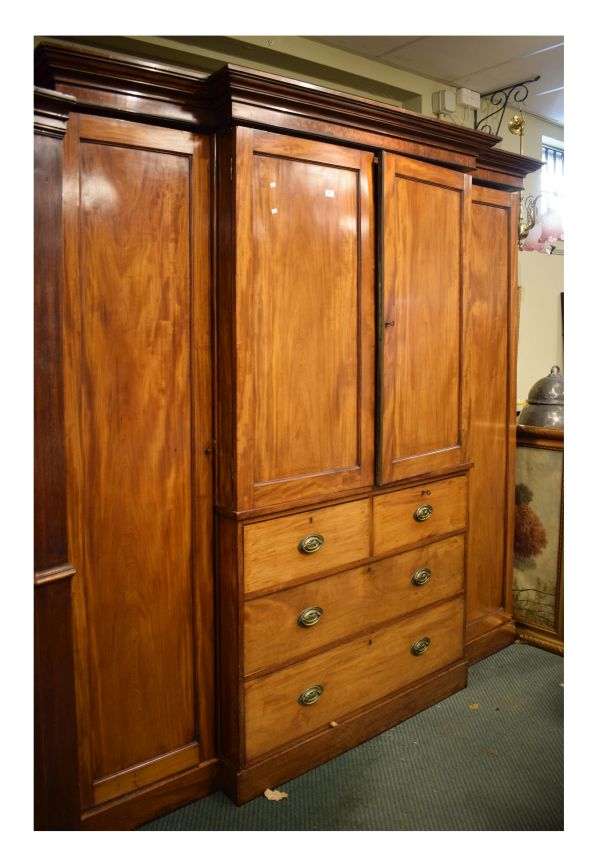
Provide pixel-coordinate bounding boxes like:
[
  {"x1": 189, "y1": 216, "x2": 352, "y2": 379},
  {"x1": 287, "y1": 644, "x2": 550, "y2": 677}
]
[{"x1": 244, "y1": 596, "x2": 464, "y2": 761}]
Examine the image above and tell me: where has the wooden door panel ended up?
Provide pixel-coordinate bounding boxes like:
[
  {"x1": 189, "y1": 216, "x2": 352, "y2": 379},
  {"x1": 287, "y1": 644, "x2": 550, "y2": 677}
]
[
  {"x1": 233, "y1": 129, "x2": 375, "y2": 510},
  {"x1": 63, "y1": 116, "x2": 213, "y2": 806},
  {"x1": 380, "y1": 154, "x2": 470, "y2": 483},
  {"x1": 80, "y1": 140, "x2": 195, "y2": 782},
  {"x1": 465, "y1": 188, "x2": 517, "y2": 632}
]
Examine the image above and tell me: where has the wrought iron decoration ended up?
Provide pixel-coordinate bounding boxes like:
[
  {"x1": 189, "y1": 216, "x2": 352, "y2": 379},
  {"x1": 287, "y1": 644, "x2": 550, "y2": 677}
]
[{"x1": 474, "y1": 76, "x2": 540, "y2": 136}]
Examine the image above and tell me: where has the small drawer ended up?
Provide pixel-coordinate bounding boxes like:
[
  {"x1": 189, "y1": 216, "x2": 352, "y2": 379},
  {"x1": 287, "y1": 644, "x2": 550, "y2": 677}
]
[
  {"x1": 243, "y1": 499, "x2": 370, "y2": 596},
  {"x1": 244, "y1": 596, "x2": 464, "y2": 760},
  {"x1": 373, "y1": 474, "x2": 467, "y2": 556},
  {"x1": 244, "y1": 534, "x2": 465, "y2": 674}
]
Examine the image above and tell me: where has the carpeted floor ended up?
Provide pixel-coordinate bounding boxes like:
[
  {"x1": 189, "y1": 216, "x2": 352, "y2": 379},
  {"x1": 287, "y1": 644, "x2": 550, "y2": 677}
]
[{"x1": 139, "y1": 643, "x2": 563, "y2": 831}]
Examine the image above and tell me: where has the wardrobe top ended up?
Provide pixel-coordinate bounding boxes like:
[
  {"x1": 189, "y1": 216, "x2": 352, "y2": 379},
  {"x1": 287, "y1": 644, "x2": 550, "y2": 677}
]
[{"x1": 34, "y1": 41, "x2": 543, "y2": 187}]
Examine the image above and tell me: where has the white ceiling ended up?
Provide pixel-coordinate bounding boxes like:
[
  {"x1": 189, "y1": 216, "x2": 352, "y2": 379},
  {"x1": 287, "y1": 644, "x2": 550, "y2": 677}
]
[{"x1": 310, "y1": 36, "x2": 564, "y2": 126}]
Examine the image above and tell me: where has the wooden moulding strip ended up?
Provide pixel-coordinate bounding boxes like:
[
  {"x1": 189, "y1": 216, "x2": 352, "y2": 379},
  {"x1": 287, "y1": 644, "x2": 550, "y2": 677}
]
[
  {"x1": 81, "y1": 758, "x2": 220, "y2": 831},
  {"x1": 219, "y1": 462, "x2": 474, "y2": 524},
  {"x1": 465, "y1": 619, "x2": 515, "y2": 664},
  {"x1": 34, "y1": 562, "x2": 76, "y2": 586},
  {"x1": 92, "y1": 743, "x2": 201, "y2": 806}
]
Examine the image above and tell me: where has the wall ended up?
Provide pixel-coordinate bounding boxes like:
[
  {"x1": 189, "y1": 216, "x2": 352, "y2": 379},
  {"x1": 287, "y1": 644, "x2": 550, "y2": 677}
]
[{"x1": 37, "y1": 34, "x2": 564, "y2": 405}]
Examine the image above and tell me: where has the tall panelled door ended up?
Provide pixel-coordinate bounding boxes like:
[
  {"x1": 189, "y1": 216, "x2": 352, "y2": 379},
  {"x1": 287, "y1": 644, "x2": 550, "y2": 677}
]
[
  {"x1": 62, "y1": 115, "x2": 214, "y2": 807},
  {"x1": 379, "y1": 153, "x2": 471, "y2": 484},
  {"x1": 465, "y1": 186, "x2": 519, "y2": 656},
  {"x1": 220, "y1": 128, "x2": 376, "y2": 511}
]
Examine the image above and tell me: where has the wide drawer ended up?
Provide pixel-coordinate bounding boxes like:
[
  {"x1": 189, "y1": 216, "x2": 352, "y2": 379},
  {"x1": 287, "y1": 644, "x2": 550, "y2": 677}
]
[
  {"x1": 243, "y1": 499, "x2": 371, "y2": 596},
  {"x1": 244, "y1": 596, "x2": 464, "y2": 761},
  {"x1": 244, "y1": 534, "x2": 465, "y2": 675},
  {"x1": 373, "y1": 474, "x2": 467, "y2": 556}
]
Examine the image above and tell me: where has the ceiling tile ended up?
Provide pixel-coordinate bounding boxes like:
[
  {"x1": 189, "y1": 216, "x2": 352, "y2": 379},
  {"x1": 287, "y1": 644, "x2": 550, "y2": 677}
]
[
  {"x1": 380, "y1": 35, "x2": 563, "y2": 81},
  {"x1": 310, "y1": 35, "x2": 425, "y2": 58}
]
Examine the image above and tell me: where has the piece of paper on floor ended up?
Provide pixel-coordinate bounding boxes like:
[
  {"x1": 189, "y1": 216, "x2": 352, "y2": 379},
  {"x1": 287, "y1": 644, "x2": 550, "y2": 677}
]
[
  {"x1": 469, "y1": 703, "x2": 480, "y2": 711},
  {"x1": 264, "y1": 788, "x2": 288, "y2": 801}
]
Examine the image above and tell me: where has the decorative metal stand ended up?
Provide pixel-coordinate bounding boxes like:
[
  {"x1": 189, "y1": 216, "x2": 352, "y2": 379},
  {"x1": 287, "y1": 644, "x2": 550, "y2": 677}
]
[{"x1": 474, "y1": 76, "x2": 540, "y2": 136}]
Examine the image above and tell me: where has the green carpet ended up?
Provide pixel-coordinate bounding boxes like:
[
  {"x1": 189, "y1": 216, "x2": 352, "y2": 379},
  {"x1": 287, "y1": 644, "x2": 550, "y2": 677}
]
[{"x1": 139, "y1": 643, "x2": 563, "y2": 831}]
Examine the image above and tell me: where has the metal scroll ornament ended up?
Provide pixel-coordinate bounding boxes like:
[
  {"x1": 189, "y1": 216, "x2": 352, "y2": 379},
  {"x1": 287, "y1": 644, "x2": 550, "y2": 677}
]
[{"x1": 474, "y1": 76, "x2": 540, "y2": 136}]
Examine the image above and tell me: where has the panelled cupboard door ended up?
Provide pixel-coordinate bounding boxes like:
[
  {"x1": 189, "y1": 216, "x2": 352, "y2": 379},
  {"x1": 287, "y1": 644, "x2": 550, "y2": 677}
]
[
  {"x1": 62, "y1": 115, "x2": 214, "y2": 808},
  {"x1": 379, "y1": 153, "x2": 471, "y2": 484},
  {"x1": 465, "y1": 187, "x2": 518, "y2": 638},
  {"x1": 231, "y1": 128, "x2": 375, "y2": 510}
]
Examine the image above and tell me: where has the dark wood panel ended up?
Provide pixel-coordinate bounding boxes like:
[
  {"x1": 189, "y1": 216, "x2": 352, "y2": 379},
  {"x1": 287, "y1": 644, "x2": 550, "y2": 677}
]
[
  {"x1": 215, "y1": 130, "x2": 237, "y2": 509},
  {"x1": 34, "y1": 90, "x2": 81, "y2": 831},
  {"x1": 34, "y1": 131, "x2": 67, "y2": 571},
  {"x1": 34, "y1": 573, "x2": 81, "y2": 830},
  {"x1": 380, "y1": 154, "x2": 470, "y2": 483}
]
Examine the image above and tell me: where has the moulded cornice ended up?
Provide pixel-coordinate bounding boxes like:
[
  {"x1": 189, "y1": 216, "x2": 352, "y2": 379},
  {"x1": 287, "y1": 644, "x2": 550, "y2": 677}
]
[
  {"x1": 34, "y1": 86, "x2": 77, "y2": 138},
  {"x1": 34, "y1": 41, "x2": 542, "y2": 185},
  {"x1": 208, "y1": 63, "x2": 503, "y2": 158}
]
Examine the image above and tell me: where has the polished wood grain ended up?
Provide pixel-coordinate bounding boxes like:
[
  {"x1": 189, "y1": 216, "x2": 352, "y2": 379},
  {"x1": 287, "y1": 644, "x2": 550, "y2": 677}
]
[
  {"x1": 226, "y1": 661, "x2": 468, "y2": 803},
  {"x1": 464, "y1": 187, "x2": 518, "y2": 651},
  {"x1": 81, "y1": 758, "x2": 220, "y2": 831},
  {"x1": 380, "y1": 154, "x2": 470, "y2": 483},
  {"x1": 244, "y1": 534, "x2": 465, "y2": 674},
  {"x1": 232, "y1": 128, "x2": 375, "y2": 509},
  {"x1": 80, "y1": 135, "x2": 195, "y2": 782},
  {"x1": 373, "y1": 474, "x2": 467, "y2": 556},
  {"x1": 62, "y1": 115, "x2": 213, "y2": 806},
  {"x1": 243, "y1": 499, "x2": 371, "y2": 596},
  {"x1": 244, "y1": 596, "x2": 464, "y2": 760}
]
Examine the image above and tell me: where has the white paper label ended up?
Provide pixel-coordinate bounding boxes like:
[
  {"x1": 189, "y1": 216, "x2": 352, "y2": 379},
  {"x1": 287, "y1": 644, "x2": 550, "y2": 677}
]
[
  {"x1": 271, "y1": 208, "x2": 278, "y2": 214},
  {"x1": 325, "y1": 189, "x2": 335, "y2": 198}
]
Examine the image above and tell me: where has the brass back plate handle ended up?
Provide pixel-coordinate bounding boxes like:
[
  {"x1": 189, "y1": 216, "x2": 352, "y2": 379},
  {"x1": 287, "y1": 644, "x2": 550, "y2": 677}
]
[
  {"x1": 298, "y1": 533, "x2": 324, "y2": 554},
  {"x1": 298, "y1": 684, "x2": 324, "y2": 706},
  {"x1": 413, "y1": 504, "x2": 433, "y2": 522},
  {"x1": 297, "y1": 606, "x2": 324, "y2": 628}
]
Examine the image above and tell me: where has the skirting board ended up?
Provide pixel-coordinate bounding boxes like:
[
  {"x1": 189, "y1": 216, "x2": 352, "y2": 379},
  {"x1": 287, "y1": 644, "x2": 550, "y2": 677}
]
[{"x1": 465, "y1": 620, "x2": 516, "y2": 664}]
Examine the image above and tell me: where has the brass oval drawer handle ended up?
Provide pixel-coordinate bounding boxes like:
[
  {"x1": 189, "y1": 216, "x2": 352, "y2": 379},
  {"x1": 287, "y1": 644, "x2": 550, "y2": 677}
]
[
  {"x1": 413, "y1": 504, "x2": 433, "y2": 522},
  {"x1": 411, "y1": 637, "x2": 431, "y2": 656},
  {"x1": 298, "y1": 684, "x2": 324, "y2": 706},
  {"x1": 298, "y1": 533, "x2": 324, "y2": 554},
  {"x1": 297, "y1": 606, "x2": 324, "y2": 628},
  {"x1": 411, "y1": 567, "x2": 432, "y2": 587}
]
